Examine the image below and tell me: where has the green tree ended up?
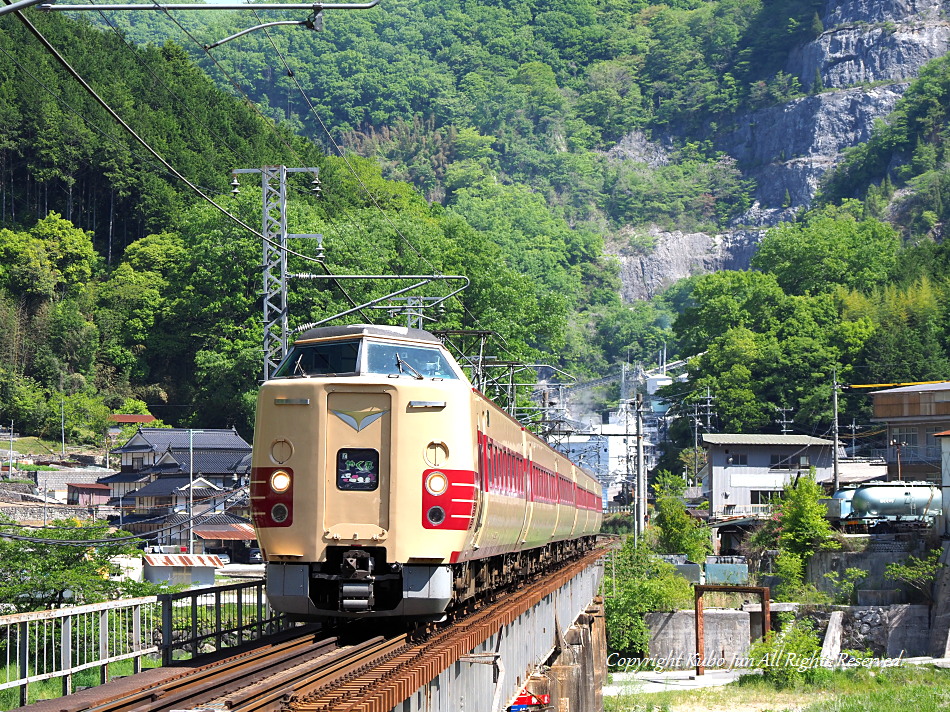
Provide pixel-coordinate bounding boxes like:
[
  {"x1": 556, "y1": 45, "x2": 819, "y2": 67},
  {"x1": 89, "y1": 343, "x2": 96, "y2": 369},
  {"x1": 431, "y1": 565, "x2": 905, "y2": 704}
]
[
  {"x1": 884, "y1": 549, "x2": 943, "y2": 604},
  {"x1": 775, "y1": 472, "x2": 839, "y2": 562},
  {"x1": 0, "y1": 519, "x2": 162, "y2": 612},
  {"x1": 651, "y1": 470, "x2": 712, "y2": 563},
  {"x1": 752, "y1": 206, "x2": 901, "y2": 295},
  {"x1": 603, "y1": 537, "x2": 693, "y2": 655}
]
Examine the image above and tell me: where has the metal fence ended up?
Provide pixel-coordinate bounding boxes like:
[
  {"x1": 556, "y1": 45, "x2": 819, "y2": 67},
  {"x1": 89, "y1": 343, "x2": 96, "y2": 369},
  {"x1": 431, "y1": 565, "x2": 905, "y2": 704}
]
[
  {"x1": 0, "y1": 579, "x2": 292, "y2": 707},
  {"x1": 158, "y1": 579, "x2": 294, "y2": 666}
]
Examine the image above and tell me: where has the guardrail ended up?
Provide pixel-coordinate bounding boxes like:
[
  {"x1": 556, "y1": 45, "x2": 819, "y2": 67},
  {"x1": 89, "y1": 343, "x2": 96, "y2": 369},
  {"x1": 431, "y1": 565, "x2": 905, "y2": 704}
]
[{"x1": 0, "y1": 579, "x2": 292, "y2": 706}]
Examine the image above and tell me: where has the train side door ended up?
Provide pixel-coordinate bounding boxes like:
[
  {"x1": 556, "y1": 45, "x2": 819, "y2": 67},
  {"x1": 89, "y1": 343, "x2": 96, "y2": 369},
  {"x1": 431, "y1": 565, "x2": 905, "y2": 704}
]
[{"x1": 516, "y1": 447, "x2": 533, "y2": 547}]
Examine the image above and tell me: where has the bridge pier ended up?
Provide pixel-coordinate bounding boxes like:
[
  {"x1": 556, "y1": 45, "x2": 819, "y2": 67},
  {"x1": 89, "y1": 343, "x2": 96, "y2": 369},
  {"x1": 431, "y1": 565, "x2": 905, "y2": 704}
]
[{"x1": 397, "y1": 561, "x2": 605, "y2": 712}]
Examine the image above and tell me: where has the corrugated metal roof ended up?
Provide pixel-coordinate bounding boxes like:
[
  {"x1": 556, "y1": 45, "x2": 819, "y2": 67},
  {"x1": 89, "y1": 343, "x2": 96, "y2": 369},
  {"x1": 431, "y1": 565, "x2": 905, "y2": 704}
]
[
  {"x1": 703, "y1": 434, "x2": 833, "y2": 446},
  {"x1": 194, "y1": 523, "x2": 256, "y2": 541},
  {"x1": 871, "y1": 382, "x2": 950, "y2": 394}
]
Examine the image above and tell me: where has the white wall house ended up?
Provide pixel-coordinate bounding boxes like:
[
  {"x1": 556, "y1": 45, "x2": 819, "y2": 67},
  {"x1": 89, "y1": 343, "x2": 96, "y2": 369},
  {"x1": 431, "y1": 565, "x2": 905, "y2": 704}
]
[{"x1": 701, "y1": 434, "x2": 835, "y2": 519}]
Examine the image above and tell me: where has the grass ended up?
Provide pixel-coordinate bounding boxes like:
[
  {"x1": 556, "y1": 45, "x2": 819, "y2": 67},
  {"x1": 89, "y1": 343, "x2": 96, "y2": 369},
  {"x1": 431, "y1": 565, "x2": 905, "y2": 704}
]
[
  {"x1": 0, "y1": 655, "x2": 162, "y2": 708},
  {"x1": 605, "y1": 665, "x2": 950, "y2": 712},
  {"x1": 11, "y1": 437, "x2": 62, "y2": 457}
]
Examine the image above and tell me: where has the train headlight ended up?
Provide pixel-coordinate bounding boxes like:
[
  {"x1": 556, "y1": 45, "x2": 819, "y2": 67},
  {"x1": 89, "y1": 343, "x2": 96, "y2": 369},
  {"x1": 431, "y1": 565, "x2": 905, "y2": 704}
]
[
  {"x1": 270, "y1": 470, "x2": 292, "y2": 493},
  {"x1": 425, "y1": 471, "x2": 448, "y2": 496},
  {"x1": 426, "y1": 506, "x2": 446, "y2": 526}
]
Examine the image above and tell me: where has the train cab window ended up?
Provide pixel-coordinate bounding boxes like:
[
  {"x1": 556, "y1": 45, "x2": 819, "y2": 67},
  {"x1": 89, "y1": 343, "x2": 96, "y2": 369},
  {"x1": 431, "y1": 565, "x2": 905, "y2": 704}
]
[
  {"x1": 336, "y1": 448, "x2": 380, "y2": 491},
  {"x1": 274, "y1": 340, "x2": 360, "y2": 377},
  {"x1": 364, "y1": 342, "x2": 458, "y2": 379}
]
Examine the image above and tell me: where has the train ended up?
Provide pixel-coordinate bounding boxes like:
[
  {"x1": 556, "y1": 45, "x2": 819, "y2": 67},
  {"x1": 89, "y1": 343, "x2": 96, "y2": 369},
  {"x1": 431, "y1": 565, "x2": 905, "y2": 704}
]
[
  {"x1": 249, "y1": 324, "x2": 603, "y2": 621},
  {"x1": 839, "y1": 481, "x2": 941, "y2": 530}
]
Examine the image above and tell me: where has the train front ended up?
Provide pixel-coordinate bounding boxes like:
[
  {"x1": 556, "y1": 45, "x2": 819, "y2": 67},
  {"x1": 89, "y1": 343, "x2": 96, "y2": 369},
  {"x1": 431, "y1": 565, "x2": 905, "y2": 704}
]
[{"x1": 250, "y1": 325, "x2": 477, "y2": 621}]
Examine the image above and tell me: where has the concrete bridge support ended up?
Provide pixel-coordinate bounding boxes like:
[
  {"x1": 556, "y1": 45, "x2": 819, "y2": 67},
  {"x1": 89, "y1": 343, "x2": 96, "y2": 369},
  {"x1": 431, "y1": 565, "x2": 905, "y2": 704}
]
[{"x1": 397, "y1": 562, "x2": 605, "y2": 712}]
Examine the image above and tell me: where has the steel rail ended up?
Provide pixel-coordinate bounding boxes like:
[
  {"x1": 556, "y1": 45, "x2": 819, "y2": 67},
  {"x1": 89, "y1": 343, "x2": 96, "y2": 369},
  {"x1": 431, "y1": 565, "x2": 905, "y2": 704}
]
[
  {"x1": 16, "y1": 546, "x2": 607, "y2": 712},
  {"x1": 27, "y1": 627, "x2": 328, "y2": 712},
  {"x1": 289, "y1": 546, "x2": 608, "y2": 712}
]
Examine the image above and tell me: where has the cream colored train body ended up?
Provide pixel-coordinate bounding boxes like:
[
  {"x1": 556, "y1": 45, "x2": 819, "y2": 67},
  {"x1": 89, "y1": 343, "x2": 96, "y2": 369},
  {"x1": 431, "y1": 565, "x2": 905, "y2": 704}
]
[{"x1": 251, "y1": 325, "x2": 602, "y2": 621}]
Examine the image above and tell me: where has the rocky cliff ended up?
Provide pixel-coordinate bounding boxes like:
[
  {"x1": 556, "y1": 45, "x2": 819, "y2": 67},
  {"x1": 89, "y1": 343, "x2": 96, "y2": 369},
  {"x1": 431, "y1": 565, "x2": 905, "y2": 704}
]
[{"x1": 610, "y1": 0, "x2": 950, "y2": 301}]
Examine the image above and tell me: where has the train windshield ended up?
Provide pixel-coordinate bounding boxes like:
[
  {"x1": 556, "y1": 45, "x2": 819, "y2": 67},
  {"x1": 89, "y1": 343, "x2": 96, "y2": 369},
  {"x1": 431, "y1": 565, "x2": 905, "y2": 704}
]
[
  {"x1": 364, "y1": 341, "x2": 458, "y2": 379},
  {"x1": 274, "y1": 339, "x2": 360, "y2": 377}
]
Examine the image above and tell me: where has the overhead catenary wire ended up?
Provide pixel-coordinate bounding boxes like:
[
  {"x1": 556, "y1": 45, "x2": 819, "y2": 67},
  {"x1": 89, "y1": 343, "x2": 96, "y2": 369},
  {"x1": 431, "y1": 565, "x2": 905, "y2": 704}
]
[
  {"x1": 243, "y1": 11, "x2": 533, "y2": 363},
  {"x1": 0, "y1": 485, "x2": 249, "y2": 546}
]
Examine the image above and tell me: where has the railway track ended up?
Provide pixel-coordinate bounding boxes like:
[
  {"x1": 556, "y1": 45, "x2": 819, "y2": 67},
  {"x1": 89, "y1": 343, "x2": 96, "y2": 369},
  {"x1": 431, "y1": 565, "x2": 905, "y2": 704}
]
[{"x1": 20, "y1": 548, "x2": 605, "y2": 712}]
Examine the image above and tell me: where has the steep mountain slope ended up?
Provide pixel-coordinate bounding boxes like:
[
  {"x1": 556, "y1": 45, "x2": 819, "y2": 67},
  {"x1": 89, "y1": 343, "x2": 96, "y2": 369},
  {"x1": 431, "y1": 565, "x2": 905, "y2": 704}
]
[{"x1": 612, "y1": 0, "x2": 950, "y2": 300}]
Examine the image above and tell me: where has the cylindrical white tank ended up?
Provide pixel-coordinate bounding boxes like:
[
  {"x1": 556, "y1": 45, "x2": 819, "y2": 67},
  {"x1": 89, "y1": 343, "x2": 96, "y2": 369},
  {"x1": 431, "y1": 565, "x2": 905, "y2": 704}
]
[{"x1": 849, "y1": 482, "x2": 941, "y2": 518}]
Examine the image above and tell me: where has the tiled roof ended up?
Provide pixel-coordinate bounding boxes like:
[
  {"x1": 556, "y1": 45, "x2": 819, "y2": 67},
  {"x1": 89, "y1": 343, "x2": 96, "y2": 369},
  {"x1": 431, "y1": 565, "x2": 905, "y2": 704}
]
[
  {"x1": 111, "y1": 428, "x2": 251, "y2": 455},
  {"x1": 138, "y1": 428, "x2": 250, "y2": 451},
  {"x1": 126, "y1": 477, "x2": 218, "y2": 498},
  {"x1": 163, "y1": 451, "x2": 250, "y2": 475},
  {"x1": 112, "y1": 444, "x2": 154, "y2": 453},
  {"x1": 703, "y1": 434, "x2": 833, "y2": 447},
  {"x1": 98, "y1": 472, "x2": 149, "y2": 484}
]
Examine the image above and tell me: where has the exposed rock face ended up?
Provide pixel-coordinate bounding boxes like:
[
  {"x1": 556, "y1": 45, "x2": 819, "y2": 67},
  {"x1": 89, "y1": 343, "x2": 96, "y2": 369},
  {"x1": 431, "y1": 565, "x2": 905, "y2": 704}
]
[
  {"x1": 790, "y1": 0, "x2": 950, "y2": 90},
  {"x1": 611, "y1": 0, "x2": 950, "y2": 300},
  {"x1": 717, "y1": 84, "x2": 906, "y2": 221},
  {"x1": 611, "y1": 228, "x2": 763, "y2": 302},
  {"x1": 822, "y1": 0, "x2": 946, "y2": 26}
]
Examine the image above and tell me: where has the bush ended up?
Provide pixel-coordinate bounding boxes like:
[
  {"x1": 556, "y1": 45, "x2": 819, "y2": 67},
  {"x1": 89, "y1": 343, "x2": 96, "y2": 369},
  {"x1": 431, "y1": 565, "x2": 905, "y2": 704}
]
[
  {"x1": 747, "y1": 615, "x2": 825, "y2": 689},
  {"x1": 604, "y1": 537, "x2": 693, "y2": 656}
]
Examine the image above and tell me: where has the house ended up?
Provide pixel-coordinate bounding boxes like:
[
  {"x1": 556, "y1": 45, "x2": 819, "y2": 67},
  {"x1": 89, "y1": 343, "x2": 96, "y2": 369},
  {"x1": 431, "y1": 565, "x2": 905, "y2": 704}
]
[
  {"x1": 109, "y1": 427, "x2": 251, "y2": 490},
  {"x1": 102, "y1": 427, "x2": 255, "y2": 552},
  {"x1": 701, "y1": 433, "x2": 835, "y2": 520},
  {"x1": 66, "y1": 482, "x2": 111, "y2": 507},
  {"x1": 870, "y1": 382, "x2": 950, "y2": 483}
]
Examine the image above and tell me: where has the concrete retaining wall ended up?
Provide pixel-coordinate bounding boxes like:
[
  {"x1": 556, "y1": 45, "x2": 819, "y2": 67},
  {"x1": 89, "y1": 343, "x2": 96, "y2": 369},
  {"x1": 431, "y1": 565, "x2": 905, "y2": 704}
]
[
  {"x1": 645, "y1": 609, "x2": 752, "y2": 665},
  {"x1": 399, "y1": 562, "x2": 604, "y2": 712},
  {"x1": 807, "y1": 546, "x2": 926, "y2": 598}
]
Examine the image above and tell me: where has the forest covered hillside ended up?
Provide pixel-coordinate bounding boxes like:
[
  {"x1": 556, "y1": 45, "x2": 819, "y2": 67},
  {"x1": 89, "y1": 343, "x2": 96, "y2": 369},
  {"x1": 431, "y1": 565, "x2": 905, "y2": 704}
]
[
  {"x1": 0, "y1": 11, "x2": 600, "y2": 441},
  {"x1": 4, "y1": 1, "x2": 950, "y2": 450}
]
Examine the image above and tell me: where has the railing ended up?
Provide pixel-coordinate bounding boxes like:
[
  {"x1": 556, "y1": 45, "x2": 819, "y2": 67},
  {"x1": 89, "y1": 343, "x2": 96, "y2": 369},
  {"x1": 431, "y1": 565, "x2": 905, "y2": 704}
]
[
  {"x1": 713, "y1": 503, "x2": 774, "y2": 520},
  {"x1": 0, "y1": 596, "x2": 159, "y2": 707},
  {"x1": 158, "y1": 579, "x2": 294, "y2": 665},
  {"x1": 0, "y1": 579, "x2": 293, "y2": 706}
]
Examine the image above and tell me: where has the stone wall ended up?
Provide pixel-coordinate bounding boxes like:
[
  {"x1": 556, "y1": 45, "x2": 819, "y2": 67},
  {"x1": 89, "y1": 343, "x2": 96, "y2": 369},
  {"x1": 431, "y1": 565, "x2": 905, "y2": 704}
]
[{"x1": 0, "y1": 504, "x2": 94, "y2": 522}]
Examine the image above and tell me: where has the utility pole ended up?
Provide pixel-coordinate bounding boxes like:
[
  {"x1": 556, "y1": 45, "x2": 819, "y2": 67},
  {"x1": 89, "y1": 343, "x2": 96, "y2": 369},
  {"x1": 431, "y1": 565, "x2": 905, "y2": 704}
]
[
  {"x1": 775, "y1": 406, "x2": 793, "y2": 434},
  {"x1": 702, "y1": 387, "x2": 714, "y2": 431},
  {"x1": 636, "y1": 392, "x2": 646, "y2": 537},
  {"x1": 832, "y1": 368, "x2": 840, "y2": 491},
  {"x1": 231, "y1": 166, "x2": 321, "y2": 382},
  {"x1": 692, "y1": 404, "x2": 700, "y2": 486}
]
